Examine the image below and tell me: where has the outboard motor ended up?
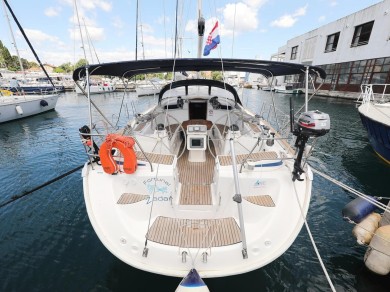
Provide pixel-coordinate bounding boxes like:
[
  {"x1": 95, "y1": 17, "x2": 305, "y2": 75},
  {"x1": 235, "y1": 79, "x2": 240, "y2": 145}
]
[{"x1": 292, "y1": 110, "x2": 330, "y2": 181}]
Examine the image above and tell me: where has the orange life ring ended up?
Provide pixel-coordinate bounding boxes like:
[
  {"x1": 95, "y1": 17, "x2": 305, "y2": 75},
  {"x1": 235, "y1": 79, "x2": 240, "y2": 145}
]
[{"x1": 99, "y1": 134, "x2": 137, "y2": 174}]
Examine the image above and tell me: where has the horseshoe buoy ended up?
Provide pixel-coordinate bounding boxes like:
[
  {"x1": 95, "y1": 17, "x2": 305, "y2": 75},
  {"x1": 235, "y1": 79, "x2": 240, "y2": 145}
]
[{"x1": 99, "y1": 134, "x2": 137, "y2": 174}]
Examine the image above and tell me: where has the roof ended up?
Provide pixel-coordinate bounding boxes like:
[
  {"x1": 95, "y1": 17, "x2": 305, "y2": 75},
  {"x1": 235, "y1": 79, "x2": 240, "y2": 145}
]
[
  {"x1": 72, "y1": 58, "x2": 326, "y2": 81},
  {"x1": 158, "y1": 79, "x2": 242, "y2": 105}
]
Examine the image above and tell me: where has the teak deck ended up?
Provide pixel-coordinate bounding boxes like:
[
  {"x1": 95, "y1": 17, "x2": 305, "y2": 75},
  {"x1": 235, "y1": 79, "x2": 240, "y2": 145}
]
[
  {"x1": 177, "y1": 142, "x2": 215, "y2": 205},
  {"x1": 146, "y1": 216, "x2": 241, "y2": 248},
  {"x1": 218, "y1": 151, "x2": 278, "y2": 166}
]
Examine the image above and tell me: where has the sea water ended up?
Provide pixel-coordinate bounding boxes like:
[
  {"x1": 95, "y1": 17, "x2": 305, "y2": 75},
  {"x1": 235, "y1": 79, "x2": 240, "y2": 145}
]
[{"x1": 0, "y1": 90, "x2": 389, "y2": 291}]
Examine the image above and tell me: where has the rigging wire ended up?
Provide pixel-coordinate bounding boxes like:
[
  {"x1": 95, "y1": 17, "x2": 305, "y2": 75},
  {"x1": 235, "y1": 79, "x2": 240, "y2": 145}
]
[
  {"x1": 0, "y1": 164, "x2": 84, "y2": 209},
  {"x1": 292, "y1": 181, "x2": 337, "y2": 292},
  {"x1": 82, "y1": 18, "x2": 95, "y2": 64},
  {"x1": 231, "y1": 2, "x2": 237, "y2": 58},
  {"x1": 163, "y1": 0, "x2": 167, "y2": 58},
  {"x1": 74, "y1": 0, "x2": 88, "y2": 64},
  {"x1": 83, "y1": 17, "x2": 100, "y2": 64},
  {"x1": 311, "y1": 166, "x2": 389, "y2": 212}
]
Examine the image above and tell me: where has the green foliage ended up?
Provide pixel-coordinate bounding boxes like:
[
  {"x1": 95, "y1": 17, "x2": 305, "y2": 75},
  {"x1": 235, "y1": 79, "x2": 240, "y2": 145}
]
[
  {"x1": 212, "y1": 71, "x2": 223, "y2": 81},
  {"x1": 0, "y1": 41, "x2": 5, "y2": 67},
  {"x1": 28, "y1": 61, "x2": 38, "y2": 68},
  {"x1": 21, "y1": 58, "x2": 30, "y2": 69},
  {"x1": 54, "y1": 67, "x2": 65, "y2": 73},
  {"x1": 0, "y1": 40, "x2": 14, "y2": 69},
  {"x1": 75, "y1": 59, "x2": 88, "y2": 69},
  {"x1": 54, "y1": 62, "x2": 73, "y2": 73},
  {"x1": 9, "y1": 56, "x2": 20, "y2": 71}
]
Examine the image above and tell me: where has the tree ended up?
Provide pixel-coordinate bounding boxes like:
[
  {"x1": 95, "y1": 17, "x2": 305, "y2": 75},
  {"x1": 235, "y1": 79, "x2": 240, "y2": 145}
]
[
  {"x1": 21, "y1": 58, "x2": 30, "y2": 69},
  {"x1": 212, "y1": 71, "x2": 223, "y2": 81},
  {"x1": 0, "y1": 41, "x2": 5, "y2": 67},
  {"x1": 54, "y1": 62, "x2": 73, "y2": 73},
  {"x1": 75, "y1": 58, "x2": 88, "y2": 69},
  {"x1": 54, "y1": 67, "x2": 65, "y2": 73},
  {"x1": 9, "y1": 56, "x2": 20, "y2": 71},
  {"x1": 28, "y1": 61, "x2": 38, "y2": 68},
  {"x1": 165, "y1": 72, "x2": 173, "y2": 80},
  {"x1": 0, "y1": 41, "x2": 13, "y2": 69},
  {"x1": 0, "y1": 53, "x2": 5, "y2": 68}
]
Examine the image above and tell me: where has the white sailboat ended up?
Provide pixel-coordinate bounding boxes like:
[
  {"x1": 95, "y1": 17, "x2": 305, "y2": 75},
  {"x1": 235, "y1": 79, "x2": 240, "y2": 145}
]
[
  {"x1": 0, "y1": 0, "x2": 59, "y2": 123},
  {"x1": 74, "y1": 58, "x2": 330, "y2": 278},
  {"x1": 73, "y1": 2, "x2": 330, "y2": 285},
  {"x1": 0, "y1": 90, "x2": 59, "y2": 123}
]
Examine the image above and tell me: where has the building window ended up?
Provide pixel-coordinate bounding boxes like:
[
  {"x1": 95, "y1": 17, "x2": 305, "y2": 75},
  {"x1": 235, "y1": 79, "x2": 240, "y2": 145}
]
[
  {"x1": 324, "y1": 32, "x2": 340, "y2": 53},
  {"x1": 290, "y1": 46, "x2": 298, "y2": 60},
  {"x1": 338, "y1": 74, "x2": 349, "y2": 84},
  {"x1": 351, "y1": 21, "x2": 374, "y2": 47},
  {"x1": 350, "y1": 74, "x2": 363, "y2": 84},
  {"x1": 371, "y1": 73, "x2": 387, "y2": 84}
]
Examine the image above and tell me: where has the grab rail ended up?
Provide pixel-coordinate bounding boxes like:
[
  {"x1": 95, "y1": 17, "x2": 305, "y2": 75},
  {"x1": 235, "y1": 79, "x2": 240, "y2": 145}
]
[{"x1": 358, "y1": 84, "x2": 390, "y2": 104}]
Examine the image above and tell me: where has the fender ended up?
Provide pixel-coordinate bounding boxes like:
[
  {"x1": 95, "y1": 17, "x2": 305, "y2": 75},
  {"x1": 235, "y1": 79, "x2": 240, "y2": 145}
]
[{"x1": 99, "y1": 134, "x2": 137, "y2": 174}]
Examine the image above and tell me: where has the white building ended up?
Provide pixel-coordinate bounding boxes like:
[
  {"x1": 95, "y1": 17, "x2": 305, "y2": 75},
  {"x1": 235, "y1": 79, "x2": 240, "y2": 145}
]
[{"x1": 272, "y1": 0, "x2": 390, "y2": 95}]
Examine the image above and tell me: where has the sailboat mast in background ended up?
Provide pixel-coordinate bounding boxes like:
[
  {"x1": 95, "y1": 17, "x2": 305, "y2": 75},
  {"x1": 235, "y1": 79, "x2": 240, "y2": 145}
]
[{"x1": 2, "y1": 0, "x2": 25, "y2": 77}]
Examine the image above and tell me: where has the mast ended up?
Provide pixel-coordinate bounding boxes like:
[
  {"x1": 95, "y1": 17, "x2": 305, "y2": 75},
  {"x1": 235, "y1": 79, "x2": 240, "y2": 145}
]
[
  {"x1": 197, "y1": 0, "x2": 205, "y2": 58},
  {"x1": 174, "y1": 0, "x2": 179, "y2": 58},
  {"x1": 2, "y1": 0, "x2": 25, "y2": 77},
  {"x1": 3, "y1": 0, "x2": 55, "y2": 89},
  {"x1": 135, "y1": 0, "x2": 139, "y2": 60},
  {"x1": 74, "y1": 0, "x2": 88, "y2": 64}
]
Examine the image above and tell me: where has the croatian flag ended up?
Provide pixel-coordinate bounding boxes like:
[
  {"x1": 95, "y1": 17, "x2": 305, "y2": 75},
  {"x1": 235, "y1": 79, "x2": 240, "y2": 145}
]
[{"x1": 203, "y1": 21, "x2": 220, "y2": 56}]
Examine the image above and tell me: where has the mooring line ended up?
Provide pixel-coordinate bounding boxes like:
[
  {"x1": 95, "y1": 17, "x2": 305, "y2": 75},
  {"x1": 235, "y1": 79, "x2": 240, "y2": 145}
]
[{"x1": 0, "y1": 164, "x2": 84, "y2": 209}]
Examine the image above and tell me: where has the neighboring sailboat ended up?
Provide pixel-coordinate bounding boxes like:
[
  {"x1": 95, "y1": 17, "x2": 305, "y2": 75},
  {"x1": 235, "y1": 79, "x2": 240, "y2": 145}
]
[
  {"x1": 0, "y1": 89, "x2": 58, "y2": 123},
  {"x1": 0, "y1": 0, "x2": 59, "y2": 123}
]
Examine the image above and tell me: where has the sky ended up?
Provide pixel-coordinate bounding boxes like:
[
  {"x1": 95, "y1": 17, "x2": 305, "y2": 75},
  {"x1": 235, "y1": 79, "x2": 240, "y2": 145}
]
[{"x1": 0, "y1": 0, "x2": 384, "y2": 67}]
